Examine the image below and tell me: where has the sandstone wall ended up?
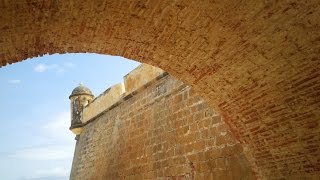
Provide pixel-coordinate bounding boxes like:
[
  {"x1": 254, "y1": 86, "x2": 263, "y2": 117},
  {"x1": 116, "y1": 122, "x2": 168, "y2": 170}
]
[
  {"x1": 82, "y1": 64, "x2": 164, "y2": 124},
  {"x1": 70, "y1": 73, "x2": 254, "y2": 179}
]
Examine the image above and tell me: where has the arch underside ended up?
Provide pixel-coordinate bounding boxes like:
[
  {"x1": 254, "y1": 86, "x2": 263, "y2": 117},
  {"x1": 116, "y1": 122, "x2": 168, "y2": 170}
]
[{"x1": 1, "y1": 0, "x2": 319, "y2": 178}]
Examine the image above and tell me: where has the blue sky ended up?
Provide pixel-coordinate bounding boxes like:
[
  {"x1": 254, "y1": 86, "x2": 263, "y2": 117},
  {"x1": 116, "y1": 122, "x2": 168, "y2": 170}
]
[{"x1": 0, "y1": 53, "x2": 140, "y2": 180}]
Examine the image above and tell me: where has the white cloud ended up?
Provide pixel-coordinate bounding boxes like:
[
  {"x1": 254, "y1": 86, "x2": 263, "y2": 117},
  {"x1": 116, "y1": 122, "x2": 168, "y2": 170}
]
[
  {"x1": 63, "y1": 62, "x2": 75, "y2": 68},
  {"x1": 34, "y1": 62, "x2": 74, "y2": 73},
  {"x1": 42, "y1": 112, "x2": 74, "y2": 142},
  {"x1": 21, "y1": 167, "x2": 69, "y2": 180},
  {"x1": 8, "y1": 111, "x2": 75, "y2": 180},
  {"x1": 33, "y1": 64, "x2": 46, "y2": 72},
  {"x1": 42, "y1": 112, "x2": 69, "y2": 131},
  {"x1": 34, "y1": 64, "x2": 59, "y2": 73},
  {"x1": 11, "y1": 145, "x2": 73, "y2": 161},
  {"x1": 34, "y1": 167, "x2": 69, "y2": 178},
  {"x1": 10, "y1": 112, "x2": 75, "y2": 161},
  {"x1": 8, "y1": 79, "x2": 21, "y2": 84}
]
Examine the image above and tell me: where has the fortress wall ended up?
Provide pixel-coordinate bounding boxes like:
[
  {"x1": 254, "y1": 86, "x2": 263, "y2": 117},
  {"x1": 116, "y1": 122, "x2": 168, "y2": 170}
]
[
  {"x1": 123, "y1": 63, "x2": 164, "y2": 94},
  {"x1": 82, "y1": 83, "x2": 124, "y2": 123},
  {"x1": 82, "y1": 64, "x2": 164, "y2": 124},
  {"x1": 70, "y1": 73, "x2": 255, "y2": 179}
]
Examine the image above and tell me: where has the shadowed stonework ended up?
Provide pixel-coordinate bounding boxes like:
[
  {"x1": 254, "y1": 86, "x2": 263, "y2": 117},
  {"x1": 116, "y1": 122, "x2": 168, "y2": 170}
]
[{"x1": 70, "y1": 65, "x2": 254, "y2": 179}]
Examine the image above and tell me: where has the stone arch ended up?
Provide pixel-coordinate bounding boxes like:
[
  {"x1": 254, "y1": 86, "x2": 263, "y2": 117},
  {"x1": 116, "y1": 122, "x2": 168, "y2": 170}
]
[{"x1": 1, "y1": 0, "x2": 319, "y2": 178}]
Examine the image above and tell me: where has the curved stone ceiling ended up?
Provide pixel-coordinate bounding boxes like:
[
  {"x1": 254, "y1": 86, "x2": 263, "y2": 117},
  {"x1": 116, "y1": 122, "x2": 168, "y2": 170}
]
[{"x1": 1, "y1": 0, "x2": 319, "y2": 178}]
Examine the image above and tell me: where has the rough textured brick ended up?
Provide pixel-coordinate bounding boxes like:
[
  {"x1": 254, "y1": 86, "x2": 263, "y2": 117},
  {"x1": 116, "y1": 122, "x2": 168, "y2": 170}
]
[{"x1": 1, "y1": 1, "x2": 319, "y2": 179}]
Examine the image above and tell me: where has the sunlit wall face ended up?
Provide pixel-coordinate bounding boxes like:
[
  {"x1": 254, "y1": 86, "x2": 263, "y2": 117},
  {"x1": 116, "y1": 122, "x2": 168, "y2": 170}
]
[{"x1": 0, "y1": 53, "x2": 140, "y2": 180}]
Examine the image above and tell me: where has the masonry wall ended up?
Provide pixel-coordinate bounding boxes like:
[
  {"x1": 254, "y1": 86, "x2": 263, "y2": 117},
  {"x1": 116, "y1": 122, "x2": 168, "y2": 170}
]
[
  {"x1": 70, "y1": 74, "x2": 255, "y2": 179},
  {"x1": 3, "y1": 2, "x2": 320, "y2": 178}
]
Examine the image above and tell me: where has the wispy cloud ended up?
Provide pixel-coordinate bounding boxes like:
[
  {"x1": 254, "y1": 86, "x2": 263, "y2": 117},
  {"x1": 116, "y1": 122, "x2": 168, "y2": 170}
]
[
  {"x1": 42, "y1": 112, "x2": 74, "y2": 142},
  {"x1": 11, "y1": 145, "x2": 73, "y2": 161},
  {"x1": 8, "y1": 79, "x2": 21, "y2": 84},
  {"x1": 34, "y1": 64, "x2": 59, "y2": 73},
  {"x1": 9, "y1": 111, "x2": 74, "y2": 179},
  {"x1": 10, "y1": 112, "x2": 75, "y2": 161},
  {"x1": 34, "y1": 62, "x2": 75, "y2": 73},
  {"x1": 35, "y1": 167, "x2": 69, "y2": 177},
  {"x1": 35, "y1": 167, "x2": 69, "y2": 176},
  {"x1": 63, "y1": 62, "x2": 75, "y2": 68},
  {"x1": 20, "y1": 167, "x2": 69, "y2": 180}
]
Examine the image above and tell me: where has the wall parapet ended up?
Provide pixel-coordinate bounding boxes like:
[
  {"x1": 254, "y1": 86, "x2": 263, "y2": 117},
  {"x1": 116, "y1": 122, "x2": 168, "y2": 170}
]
[
  {"x1": 82, "y1": 63, "x2": 165, "y2": 124},
  {"x1": 70, "y1": 71, "x2": 255, "y2": 179}
]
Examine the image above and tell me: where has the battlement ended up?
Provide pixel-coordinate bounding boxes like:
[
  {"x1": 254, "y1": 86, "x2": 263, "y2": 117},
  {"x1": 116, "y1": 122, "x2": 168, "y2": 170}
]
[
  {"x1": 70, "y1": 65, "x2": 254, "y2": 179},
  {"x1": 82, "y1": 63, "x2": 164, "y2": 123}
]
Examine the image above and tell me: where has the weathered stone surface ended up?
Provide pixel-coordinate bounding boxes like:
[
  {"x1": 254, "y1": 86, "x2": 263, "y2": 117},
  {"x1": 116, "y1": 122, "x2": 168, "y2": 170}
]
[
  {"x1": 71, "y1": 74, "x2": 254, "y2": 180},
  {"x1": 83, "y1": 64, "x2": 164, "y2": 124},
  {"x1": 69, "y1": 84, "x2": 94, "y2": 135},
  {"x1": 124, "y1": 63, "x2": 164, "y2": 94},
  {"x1": 83, "y1": 83, "x2": 124, "y2": 124},
  {"x1": 1, "y1": 1, "x2": 319, "y2": 178}
]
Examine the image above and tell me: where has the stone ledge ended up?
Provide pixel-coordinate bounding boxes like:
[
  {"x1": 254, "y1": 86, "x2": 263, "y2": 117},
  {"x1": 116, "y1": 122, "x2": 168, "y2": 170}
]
[
  {"x1": 82, "y1": 72, "x2": 169, "y2": 126},
  {"x1": 82, "y1": 83, "x2": 124, "y2": 123},
  {"x1": 82, "y1": 63, "x2": 165, "y2": 123},
  {"x1": 124, "y1": 63, "x2": 164, "y2": 94}
]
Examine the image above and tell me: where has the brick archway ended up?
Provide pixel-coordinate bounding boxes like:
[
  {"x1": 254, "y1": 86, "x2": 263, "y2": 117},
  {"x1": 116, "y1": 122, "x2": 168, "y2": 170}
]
[{"x1": 1, "y1": 1, "x2": 319, "y2": 178}]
